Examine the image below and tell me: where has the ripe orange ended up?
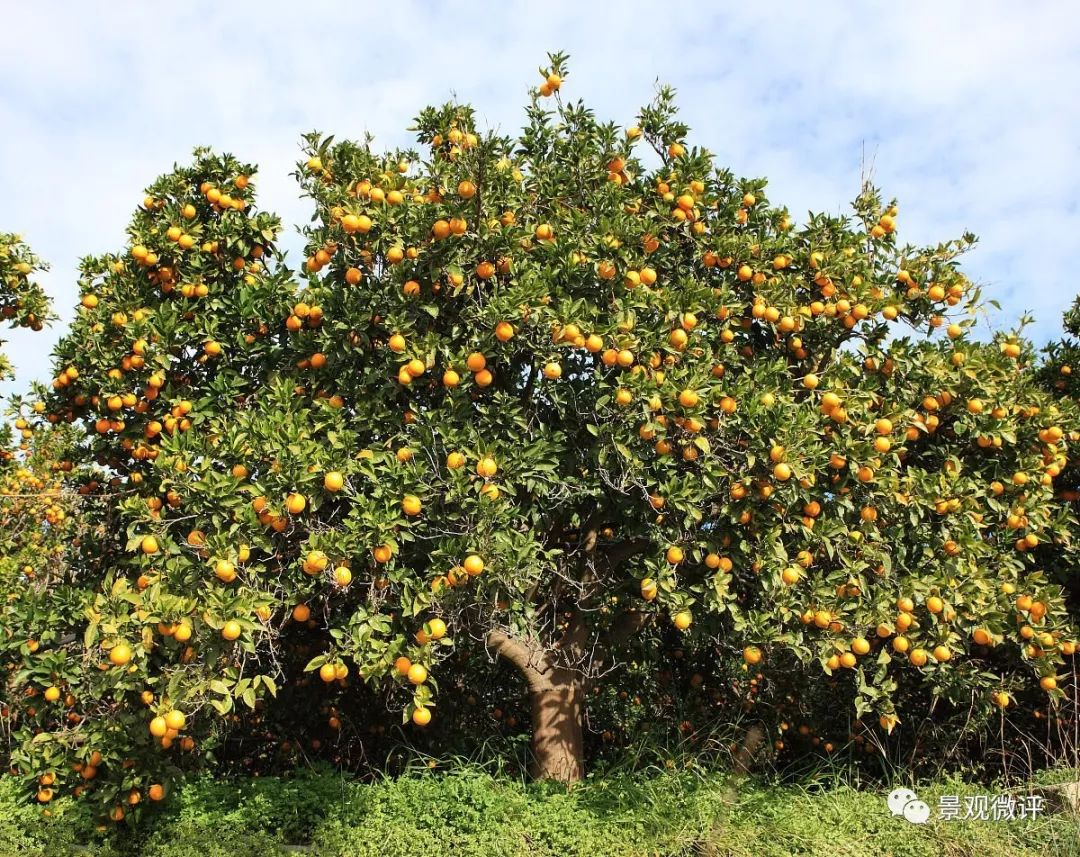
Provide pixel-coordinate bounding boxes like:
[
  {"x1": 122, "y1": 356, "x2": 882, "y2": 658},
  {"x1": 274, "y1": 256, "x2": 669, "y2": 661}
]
[
  {"x1": 407, "y1": 663, "x2": 428, "y2": 685},
  {"x1": 221, "y1": 621, "x2": 242, "y2": 641},
  {"x1": 428, "y1": 618, "x2": 447, "y2": 640},
  {"x1": 373, "y1": 545, "x2": 393, "y2": 564},
  {"x1": 164, "y1": 710, "x2": 186, "y2": 731},
  {"x1": 286, "y1": 493, "x2": 307, "y2": 515},
  {"x1": 463, "y1": 555, "x2": 485, "y2": 576},
  {"x1": 673, "y1": 610, "x2": 693, "y2": 631},
  {"x1": 402, "y1": 495, "x2": 422, "y2": 516},
  {"x1": 477, "y1": 457, "x2": 498, "y2": 478},
  {"x1": 412, "y1": 707, "x2": 432, "y2": 726},
  {"x1": 292, "y1": 604, "x2": 311, "y2": 622},
  {"x1": 743, "y1": 645, "x2": 762, "y2": 665},
  {"x1": 324, "y1": 471, "x2": 344, "y2": 492},
  {"x1": 495, "y1": 321, "x2": 515, "y2": 341},
  {"x1": 109, "y1": 643, "x2": 133, "y2": 666},
  {"x1": 466, "y1": 352, "x2": 487, "y2": 372},
  {"x1": 665, "y1": 546, "x2": 684, "y2": 565},
  {"x1": 149, "y1": 716, "x2": 168, "y2": 737}
]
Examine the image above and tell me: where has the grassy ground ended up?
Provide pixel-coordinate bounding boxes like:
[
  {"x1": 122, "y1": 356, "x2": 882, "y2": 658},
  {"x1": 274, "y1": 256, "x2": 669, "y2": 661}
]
[{"x1": 1, "y1": 764, "x2": 1078, "y2": 857}]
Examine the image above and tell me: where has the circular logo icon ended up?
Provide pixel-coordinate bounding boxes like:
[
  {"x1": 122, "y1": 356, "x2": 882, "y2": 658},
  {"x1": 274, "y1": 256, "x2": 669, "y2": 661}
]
[
  {"x1": 888, "y1": 788, "x2": 917, "y2": 816},
  {"x1": 903, "y1": 800, "x2": 931, "y2": 824}
]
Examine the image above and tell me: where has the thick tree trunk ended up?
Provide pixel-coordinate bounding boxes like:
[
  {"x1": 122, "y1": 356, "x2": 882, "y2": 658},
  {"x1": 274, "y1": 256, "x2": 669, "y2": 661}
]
[
  {"x1": 529, "y1": 673, "x2": 584, "y2": 783},
  {"x1": 487, "y1": 628, "x2": 586, "y2": 784}
]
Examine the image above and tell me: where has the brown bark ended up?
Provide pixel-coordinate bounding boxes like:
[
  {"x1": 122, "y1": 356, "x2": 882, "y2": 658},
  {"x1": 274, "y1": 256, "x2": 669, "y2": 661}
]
[
  {"x1": 487, "y1": 627, "x2": 585, "y2": 784},
  {"x1": 732, "y1": 722, "x2": 765, "y2": 775},
  {"x1": 529, "y1": 672, "x2": 584, "y2": 783}
]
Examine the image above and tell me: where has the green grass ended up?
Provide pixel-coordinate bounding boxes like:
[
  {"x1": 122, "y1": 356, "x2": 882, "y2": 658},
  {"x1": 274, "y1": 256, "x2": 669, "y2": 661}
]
[{"x1": 1, "y1": 764, "x2": 1078, "y2": 857}]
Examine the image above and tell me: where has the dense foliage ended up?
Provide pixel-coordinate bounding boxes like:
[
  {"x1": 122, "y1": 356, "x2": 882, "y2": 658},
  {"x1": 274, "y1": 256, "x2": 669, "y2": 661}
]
[{"x1": 2, "y1": 765, "x2": 1078, "y2": 857}]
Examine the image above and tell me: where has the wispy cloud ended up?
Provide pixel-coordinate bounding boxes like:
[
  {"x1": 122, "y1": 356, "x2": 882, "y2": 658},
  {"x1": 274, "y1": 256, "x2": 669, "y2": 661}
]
[{"x1": 2, "y1": 0, "x2": 1077, "y2": 396}]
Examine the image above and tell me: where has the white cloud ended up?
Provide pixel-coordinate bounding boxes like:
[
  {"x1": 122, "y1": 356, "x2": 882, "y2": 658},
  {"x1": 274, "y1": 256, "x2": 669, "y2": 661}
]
[{"x1": 2, "y1": 0, "x2": 1078, "y2": 396}]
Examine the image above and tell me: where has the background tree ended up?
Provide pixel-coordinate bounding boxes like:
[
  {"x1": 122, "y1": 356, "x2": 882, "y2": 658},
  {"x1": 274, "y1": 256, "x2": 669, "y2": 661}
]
[
  {"x1": 3, "y1": 56, "x2": 1077, "y2": 822},
  {"x1": 0, "y1": 232, "x2": 52, "y2": 378}
]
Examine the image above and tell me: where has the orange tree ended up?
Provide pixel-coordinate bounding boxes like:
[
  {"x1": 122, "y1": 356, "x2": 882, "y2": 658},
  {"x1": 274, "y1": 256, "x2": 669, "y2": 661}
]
[
  {"x1": 0, "y1": 232, "x2": 68, "y2": 594},
  {"x1": 5, "y1": 56, "x2": 1078, "y2": 819},
  {"x1": 0, "y1": 233, "x2": 51, "y2": 377},
  {"x1": 0, "y1": 235, "x2": 85, "y2": 800},
  {"x1": 1040, "y1": 300, "x2": 1080, "y2": 606}
]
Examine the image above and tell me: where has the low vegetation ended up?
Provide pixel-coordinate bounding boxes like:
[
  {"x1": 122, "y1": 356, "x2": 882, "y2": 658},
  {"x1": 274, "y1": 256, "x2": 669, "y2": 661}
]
[{"x1": 2, "y1": 764, "x2": 1078, "y2": 857}]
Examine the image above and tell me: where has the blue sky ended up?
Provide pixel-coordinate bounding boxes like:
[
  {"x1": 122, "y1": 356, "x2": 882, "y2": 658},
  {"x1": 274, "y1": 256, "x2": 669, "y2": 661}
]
[{"x1": 2, "y1": 1, "x2": 1078, "y2": 397}]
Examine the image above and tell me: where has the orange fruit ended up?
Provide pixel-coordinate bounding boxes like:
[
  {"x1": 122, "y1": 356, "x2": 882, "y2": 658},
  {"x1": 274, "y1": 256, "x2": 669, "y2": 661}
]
[
  {"x1": 463, "y1": 555, "x2": 485, "y2": 576},
  {"x1": 109, "y1": 643, "x2": 133, "y2": 666},
  {"x1": 427, "y1": 618, "x2": 447, "y2": 640},
  {"x1": 286, "y1": 493, "x2": 306, "y2": 515},
  {"x1": 164, "y1": 710, "x2": 186, "y2": 731},
  {"x1": 466, "y1": 352, "x2": 487, "y2": 372},
  {"x1": 495, "y1": 321, "x2": 515, "y2": 342},
  {"x1": 373, "y1": 545, "x2": 393, "y2": 564},
  {"x1": 407, "y1": 663, "x2": 428, "y2": 685},
  {"x1": 412, "y1": 707, "x2": 432, "y2": 726}
]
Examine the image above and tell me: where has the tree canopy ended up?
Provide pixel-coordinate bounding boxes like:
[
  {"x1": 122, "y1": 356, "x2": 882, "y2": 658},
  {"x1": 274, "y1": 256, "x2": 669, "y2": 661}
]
[{"x1": 3, "y1": 56, "x2": 1078, "y2": 819}]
